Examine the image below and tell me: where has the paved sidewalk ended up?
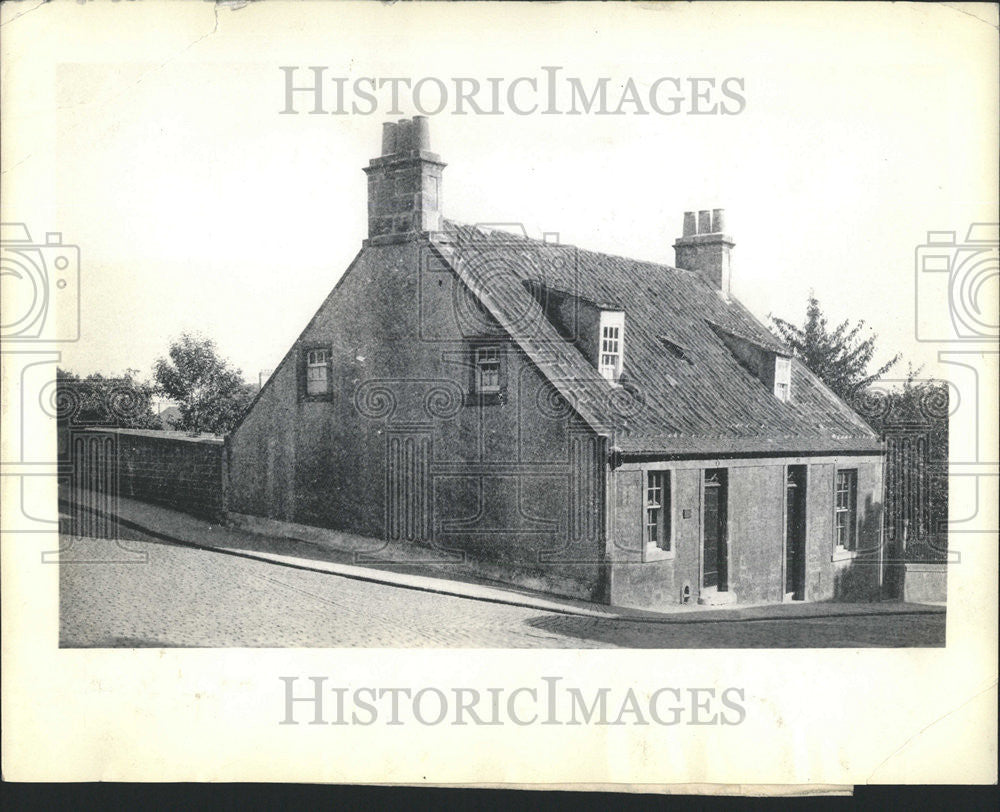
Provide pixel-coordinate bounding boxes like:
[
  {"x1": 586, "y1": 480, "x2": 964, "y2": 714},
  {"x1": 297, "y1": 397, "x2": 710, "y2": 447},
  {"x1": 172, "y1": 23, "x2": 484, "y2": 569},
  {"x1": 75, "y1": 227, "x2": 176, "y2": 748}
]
[{"x1": 61, "y1": 492, "x2": 946, "y2": 625}]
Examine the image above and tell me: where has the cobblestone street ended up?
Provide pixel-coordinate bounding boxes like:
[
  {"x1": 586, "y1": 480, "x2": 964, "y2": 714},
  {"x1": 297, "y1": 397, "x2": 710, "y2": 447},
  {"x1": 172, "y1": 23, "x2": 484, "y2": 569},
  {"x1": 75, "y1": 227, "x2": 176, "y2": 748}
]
[{"x1": 59, "y1": 532, "x2": 945, "y2": 648}]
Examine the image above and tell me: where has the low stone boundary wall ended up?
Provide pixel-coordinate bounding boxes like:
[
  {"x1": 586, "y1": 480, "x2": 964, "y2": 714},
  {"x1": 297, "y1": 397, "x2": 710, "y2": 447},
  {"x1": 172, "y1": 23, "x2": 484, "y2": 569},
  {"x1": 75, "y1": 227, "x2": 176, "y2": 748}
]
[
  {"x1": 902, "y1": 562, "x2": 948, "y2": 604},
  {"x1": 71, "y1": 428, "x2": 227, "y2": 520}
]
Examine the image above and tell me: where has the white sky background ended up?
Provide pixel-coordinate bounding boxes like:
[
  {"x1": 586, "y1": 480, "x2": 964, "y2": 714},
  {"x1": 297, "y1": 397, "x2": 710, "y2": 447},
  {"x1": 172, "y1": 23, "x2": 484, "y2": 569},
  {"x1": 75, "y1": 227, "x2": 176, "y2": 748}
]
[{"x1": 3, "y1": 1, "x2": 997, "y2": 385}]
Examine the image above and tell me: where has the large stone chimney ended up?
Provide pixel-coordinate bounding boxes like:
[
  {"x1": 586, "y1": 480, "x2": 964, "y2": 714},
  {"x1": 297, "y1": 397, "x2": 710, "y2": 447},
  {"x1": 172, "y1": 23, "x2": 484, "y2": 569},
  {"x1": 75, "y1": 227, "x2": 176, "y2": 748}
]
[
  {"x1": 673, "y1": 208, "x2": 734, "y2": 297},
  {"x1": 363, "y1": 116, "x2": 446, "y2": 244}
]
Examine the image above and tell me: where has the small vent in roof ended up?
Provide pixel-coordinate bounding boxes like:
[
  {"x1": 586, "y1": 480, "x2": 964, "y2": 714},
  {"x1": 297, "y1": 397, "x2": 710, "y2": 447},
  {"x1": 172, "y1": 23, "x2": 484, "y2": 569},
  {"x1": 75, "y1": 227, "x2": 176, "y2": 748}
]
[{"x1": 659, "y1": 336, "x2": 693, "y2": 365}]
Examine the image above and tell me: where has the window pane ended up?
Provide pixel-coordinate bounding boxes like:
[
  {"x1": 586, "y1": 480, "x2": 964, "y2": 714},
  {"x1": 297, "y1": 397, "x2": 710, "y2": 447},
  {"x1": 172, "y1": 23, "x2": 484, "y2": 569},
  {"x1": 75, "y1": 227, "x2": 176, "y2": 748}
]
[
  {"x1": 481, "y1": 365, "x2": 499, "y2": 389},
  {"x1": 645, "y1": 471, "x2": 671, "y2": 552},
  {"x1": 306, "y1": 366, "x2": 328, "y2": 395},
  {"x1": 476, "y1": 346, "x2": 501, "y2": 393},
  {"x1": 645, "y1": 470, "x2": 660, "y2": 546},
  {"x1": 306, "y1": 349, "x2": 329, "y2": 396},
  {"x1": 835, "y1": 469, "x2": 858, "y2": 550}
]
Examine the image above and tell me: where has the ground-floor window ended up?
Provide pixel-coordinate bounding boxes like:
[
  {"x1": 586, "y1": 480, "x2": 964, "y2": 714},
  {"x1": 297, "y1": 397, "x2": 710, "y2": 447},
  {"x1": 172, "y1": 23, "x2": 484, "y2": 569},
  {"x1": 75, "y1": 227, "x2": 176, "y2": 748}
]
[
  {"x1": 835, "y1": 468, "x2": 858, "y2": 550},
  {"x1": 645, "y1": 470, "x2": 672, "y2": 552}
]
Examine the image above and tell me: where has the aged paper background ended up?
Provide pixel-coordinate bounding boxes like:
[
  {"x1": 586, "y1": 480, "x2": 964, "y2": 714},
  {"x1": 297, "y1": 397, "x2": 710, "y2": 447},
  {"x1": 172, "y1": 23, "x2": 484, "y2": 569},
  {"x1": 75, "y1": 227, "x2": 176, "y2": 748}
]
[{"x1": 2, "y1": 0, "x2": 997, "y2": 786}]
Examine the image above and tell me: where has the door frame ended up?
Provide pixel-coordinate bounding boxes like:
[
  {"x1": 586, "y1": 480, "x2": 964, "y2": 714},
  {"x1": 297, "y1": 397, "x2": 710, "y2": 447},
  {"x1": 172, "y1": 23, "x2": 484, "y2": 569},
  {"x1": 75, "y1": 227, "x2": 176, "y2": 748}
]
[
  {"x1": 700, "y1": 467, "x2": 729, "y2": 593},
  {"x1": 783, "y1": 463, "x2": 808, "y2": 601}
]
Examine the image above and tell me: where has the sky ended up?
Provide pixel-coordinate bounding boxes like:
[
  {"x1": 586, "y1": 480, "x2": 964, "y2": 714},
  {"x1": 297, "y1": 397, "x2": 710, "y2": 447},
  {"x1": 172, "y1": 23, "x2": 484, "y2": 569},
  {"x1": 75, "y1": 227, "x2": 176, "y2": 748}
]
[{"x1": 3, "y1": 1, "x2": 997, "y2": 386}]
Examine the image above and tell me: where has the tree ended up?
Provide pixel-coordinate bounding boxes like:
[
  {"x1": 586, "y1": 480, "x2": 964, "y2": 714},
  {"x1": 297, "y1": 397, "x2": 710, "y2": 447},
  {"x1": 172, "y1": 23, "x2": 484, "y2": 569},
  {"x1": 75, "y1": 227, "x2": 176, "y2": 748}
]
[
  {"x1": 769, "y1": 293, "x2": 900, "y2": 405},
  {"x1": 153, "y1": 333, "x2": 255, "y2": 435},
  {"x1": 855, "y1": 363, "x2": 949, "y2": 561},
  {"x1": 56, "y1": 368, "x2": 162, "y2": 429}
]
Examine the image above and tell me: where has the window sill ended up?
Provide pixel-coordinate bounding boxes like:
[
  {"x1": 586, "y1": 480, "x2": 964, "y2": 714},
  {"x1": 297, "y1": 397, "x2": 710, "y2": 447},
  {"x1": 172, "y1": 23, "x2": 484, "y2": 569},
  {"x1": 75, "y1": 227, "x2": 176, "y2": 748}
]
[
  {"x1": 642, "y1": 543, "x2": 674, "y2": 563},
  {"x1": 831, "y1": 547, "x2": 858, "y2": 563},
  {"x1": 466, "y1": 391, "x2": 504, "y2": 406}
]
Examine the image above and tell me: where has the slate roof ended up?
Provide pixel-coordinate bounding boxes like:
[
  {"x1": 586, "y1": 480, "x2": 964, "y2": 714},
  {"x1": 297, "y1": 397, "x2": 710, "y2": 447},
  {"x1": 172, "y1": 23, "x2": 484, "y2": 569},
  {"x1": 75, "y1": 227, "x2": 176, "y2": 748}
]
[{"x1": 433, "y1": 221, "x2": 881, "y2": 456}]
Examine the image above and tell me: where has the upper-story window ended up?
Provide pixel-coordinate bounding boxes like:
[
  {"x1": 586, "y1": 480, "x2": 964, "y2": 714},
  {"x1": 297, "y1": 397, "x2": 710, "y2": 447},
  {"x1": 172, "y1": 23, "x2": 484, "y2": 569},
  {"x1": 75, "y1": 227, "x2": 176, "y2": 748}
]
[
  {"x1": 774, "y1": 355, "x2": 791, "y2": 402},
  {"x1": 475, "y1": 346, "x2": 501, "y2": 394},
  {"x1": 600, "y1": 325, "x2": 621, "y2": 380},
  {"x1": 306, "y1": 348, "x2": 330, "y2": 396},
  {"x1": 598, "y1": 311, "x2": 625, "y2": 383}
]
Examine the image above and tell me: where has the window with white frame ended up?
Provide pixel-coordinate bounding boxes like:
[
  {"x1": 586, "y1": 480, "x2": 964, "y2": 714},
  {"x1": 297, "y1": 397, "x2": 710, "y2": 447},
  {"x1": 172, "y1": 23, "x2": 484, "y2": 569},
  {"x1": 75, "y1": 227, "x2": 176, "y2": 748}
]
[
  {"x1": 475, "y1": 346, "x2": 501, "y2": 394},
  {"x1": 597, "y1": 311, "x2": 625, "y2": 383},
  {"x1": 600, "y1": 326, "x2": 622, "y2": 382},
  {"x1": 645, "y1": 470, "x2": 672, "y2": 552},
  {"x1": 774, "y1": 355, "x2": 792, "y2": 402},
  {"x1": 835, "y1": 468, "x2": 858, "y2": 550},
  {"x1": 306, "y1": 348, "x2": 330, "y2": 396}
]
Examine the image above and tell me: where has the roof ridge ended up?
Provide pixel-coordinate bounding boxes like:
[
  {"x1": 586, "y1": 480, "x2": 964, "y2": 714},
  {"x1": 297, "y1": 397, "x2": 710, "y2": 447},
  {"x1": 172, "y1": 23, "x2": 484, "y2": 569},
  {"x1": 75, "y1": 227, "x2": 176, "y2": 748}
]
[
  {"x1": 444, "y1": 219, "x2": 787, "y2": 350},
  {"x1": 443, "y1": 218, "x2": 699, "y2": 278}
]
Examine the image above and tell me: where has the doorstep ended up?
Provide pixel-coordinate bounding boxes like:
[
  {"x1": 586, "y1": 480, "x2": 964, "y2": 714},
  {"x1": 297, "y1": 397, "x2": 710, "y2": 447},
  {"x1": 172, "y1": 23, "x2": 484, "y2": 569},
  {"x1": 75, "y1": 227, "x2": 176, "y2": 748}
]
[{"x1": 698, "y1": 589, "x2": 737, "y2": 607}]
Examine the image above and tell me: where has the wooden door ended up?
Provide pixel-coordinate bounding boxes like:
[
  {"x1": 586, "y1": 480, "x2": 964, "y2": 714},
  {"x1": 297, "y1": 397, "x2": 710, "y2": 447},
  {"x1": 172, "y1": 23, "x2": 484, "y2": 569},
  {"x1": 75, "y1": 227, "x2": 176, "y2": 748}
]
[
  {"x1": 785, "y1": 465, "x2": 807, "y2": 599},
  {"x1": 703, "y1": 469, "x2": 728, "y2": 590}
]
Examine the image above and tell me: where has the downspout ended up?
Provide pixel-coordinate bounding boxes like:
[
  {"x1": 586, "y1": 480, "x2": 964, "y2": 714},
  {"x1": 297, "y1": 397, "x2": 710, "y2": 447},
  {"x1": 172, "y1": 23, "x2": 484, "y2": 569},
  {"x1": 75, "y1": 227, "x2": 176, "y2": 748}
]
[
  {"x1": 601, "y1": 436, "x2": 618, "y2": 605},
  {"x1": 878, "y1": 435, "x2": 887, "y2": 598},
  {"x1": 222, "y1": 433, "x2": 232, "y2": 525}
]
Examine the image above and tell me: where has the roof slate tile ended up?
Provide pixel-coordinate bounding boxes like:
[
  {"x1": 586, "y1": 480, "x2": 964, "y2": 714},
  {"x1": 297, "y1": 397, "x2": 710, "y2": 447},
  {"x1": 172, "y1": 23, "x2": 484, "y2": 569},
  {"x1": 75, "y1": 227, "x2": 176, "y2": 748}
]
[{"x1": 435, "y1": 222, "x2": 881, "y2": 456}]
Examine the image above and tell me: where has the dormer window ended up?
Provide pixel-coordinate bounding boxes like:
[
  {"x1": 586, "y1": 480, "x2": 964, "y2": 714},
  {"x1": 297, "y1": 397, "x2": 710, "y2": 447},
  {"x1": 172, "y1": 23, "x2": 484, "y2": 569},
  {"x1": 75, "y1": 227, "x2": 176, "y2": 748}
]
[
  {"x1": 774, "y1": 356, "x2": 791, "y2": 402},
  {"x1": 598, "y1": 311, "x2": 625, "y2": 383},
  {"x1": 600, "y1": 326, "x2": 620, "y2": 380}
]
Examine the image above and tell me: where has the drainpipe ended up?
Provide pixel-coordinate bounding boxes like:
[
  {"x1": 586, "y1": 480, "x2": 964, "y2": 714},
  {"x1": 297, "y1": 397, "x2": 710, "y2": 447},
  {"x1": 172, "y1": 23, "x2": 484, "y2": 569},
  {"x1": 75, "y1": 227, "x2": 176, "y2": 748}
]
[
  {"x1": 878, "y1": 436, "x2": 886, "y2": 598},
  {"x1": 601, "y1": 436, "x2": 617, "y2": 605},
  {"x1": 222, "y1": 433, "x2": 232, "y2": 525}
]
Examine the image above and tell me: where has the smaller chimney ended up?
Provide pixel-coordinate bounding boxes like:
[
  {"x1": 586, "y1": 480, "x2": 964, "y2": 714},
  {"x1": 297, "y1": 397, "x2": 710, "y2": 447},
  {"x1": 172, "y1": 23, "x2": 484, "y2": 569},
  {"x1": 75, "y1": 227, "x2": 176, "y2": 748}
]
[{"x1": 673, "y1": 208, "x2": 735, "y2": 297}]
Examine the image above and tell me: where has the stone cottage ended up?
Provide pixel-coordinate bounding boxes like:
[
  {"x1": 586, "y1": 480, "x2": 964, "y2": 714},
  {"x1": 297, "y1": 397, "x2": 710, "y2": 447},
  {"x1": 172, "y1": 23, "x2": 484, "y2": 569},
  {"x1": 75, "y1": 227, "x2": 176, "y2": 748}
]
[{"x1": 226, "y1": 117, "x2": 885, "y2": 610}]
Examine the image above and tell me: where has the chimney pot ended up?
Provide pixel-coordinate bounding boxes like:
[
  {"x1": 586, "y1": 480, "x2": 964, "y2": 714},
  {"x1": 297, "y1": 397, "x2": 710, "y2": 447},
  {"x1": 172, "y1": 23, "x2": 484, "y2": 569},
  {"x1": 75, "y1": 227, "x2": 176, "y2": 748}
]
[
  {"x1": 413, "y1": 116, "x2": 430, "y2": 151},
  {"x1": 396, "y1": 118, "x2": 413, "y2": 153},
  {"x1": 682, "y1": 211, "x2": 697, "y2": 237},
  {"x1": 698, "y1": 210, "x2": 712, "y2": 234},
  {"x1": 712, "y1": 208, "x2": 725, "y2": 233},
  {"x1": 381, "y1": 122, "x2": 397, "y2": 156}
]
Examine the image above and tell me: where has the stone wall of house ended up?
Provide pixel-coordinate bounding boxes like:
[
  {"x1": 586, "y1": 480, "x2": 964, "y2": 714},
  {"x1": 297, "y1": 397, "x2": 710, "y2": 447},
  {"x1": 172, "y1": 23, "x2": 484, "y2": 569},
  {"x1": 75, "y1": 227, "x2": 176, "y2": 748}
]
[
  {"x1": 608, "y1": 453, "x2": 886, "y2": 610},
  {"x1": 70, "y1": 428, "x2": 227, "y2": 521},
  {"x1": 227, "y1": 241, "x2": 608, "y2": 602}
]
